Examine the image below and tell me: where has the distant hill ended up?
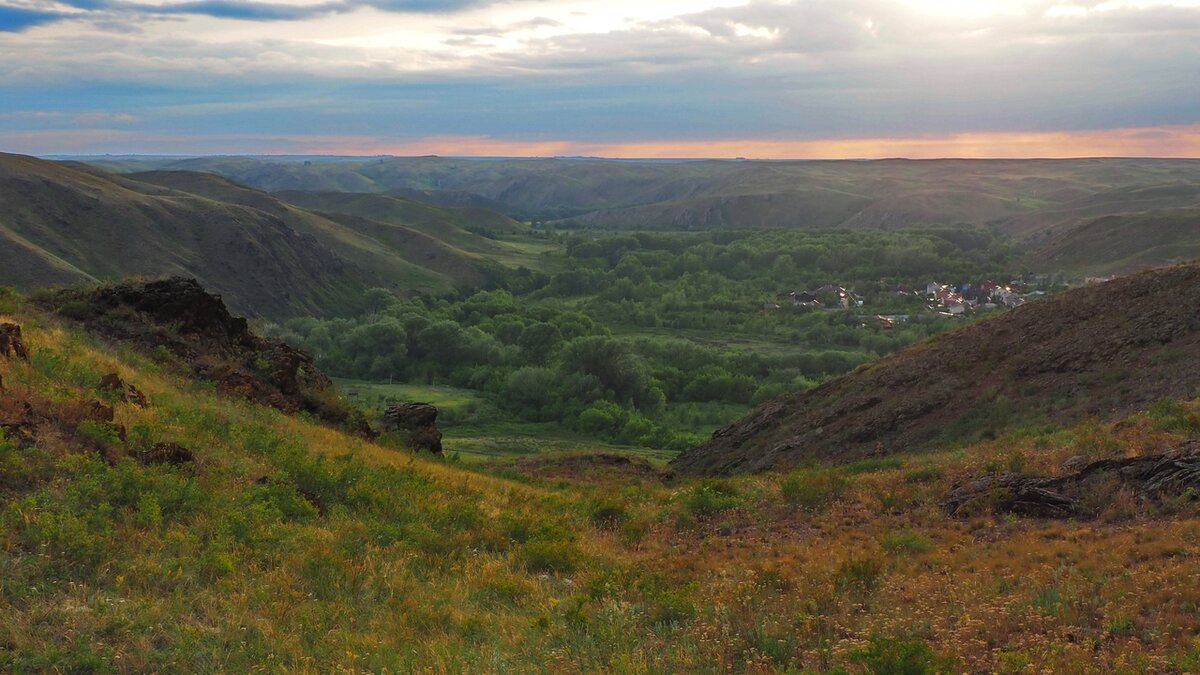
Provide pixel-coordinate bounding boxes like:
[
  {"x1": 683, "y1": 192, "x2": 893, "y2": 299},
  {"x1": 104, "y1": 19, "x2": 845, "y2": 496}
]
[
  {"x1": 672, "y1": 260, "x2": 1200, "y2": 475},
  {"x1": 0, "y1": 154, "x2": 523, "y2": 317},
  {"x1": 88, "y1": 155, "x2": 1200, "y2": 273}
]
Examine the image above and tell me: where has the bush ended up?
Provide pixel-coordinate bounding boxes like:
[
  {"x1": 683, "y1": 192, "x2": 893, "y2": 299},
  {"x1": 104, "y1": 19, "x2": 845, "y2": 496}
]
[
  {"x1": 683, "y1": 480, "x2": 741, "y2": 517},
  {"x1": 834, "y1": 555, "x2": 885, "y2": 595},
  {"x1": 850, "y1": 632, "x2": 949, "y2": 674},
  {"x1": 780, "y1": 470, "x2": 847, "y2": 511},
  {"x1": 588, "y1": 500, "x2": 627, "y2": 530},
  {"x1": 0, "y1": 287, "x2": 20, "y2": 315},
  {"x1": 880, "y1": 529, "x2": 933, "y2": 555},
  {"x1": 519, "y1": 540, "x2": 580, "y2": 574},
  {"x1": 842, "y1": 457, "x2": 903, "y2": 475}
]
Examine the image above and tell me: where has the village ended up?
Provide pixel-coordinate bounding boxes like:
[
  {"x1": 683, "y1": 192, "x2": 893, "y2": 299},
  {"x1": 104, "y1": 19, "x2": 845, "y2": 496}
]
[{"x1": 764, "y1": 276, "x2": 1063, "y2": 329}]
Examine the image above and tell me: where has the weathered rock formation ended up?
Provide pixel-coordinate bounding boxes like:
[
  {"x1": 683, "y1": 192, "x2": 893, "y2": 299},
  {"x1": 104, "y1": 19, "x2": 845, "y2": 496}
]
[
  {"x1": 136, "y1": 442, "x2": 195, "y2": 466},
  {"x1": 0, "y1": 323, "x2": 28, "y2": 360},
  {"x1": 943, "y1": 442, "x2": 1200, "y2": 518},
  {"x1": 382, "y1": 402, "x2": 443, "y2": 453},
  {"x1": 100, "y1": 373, "x2": 148, "y2": 408},
  {"x1": 38, "y1": 277, "x2": 372, "y2": 436}
]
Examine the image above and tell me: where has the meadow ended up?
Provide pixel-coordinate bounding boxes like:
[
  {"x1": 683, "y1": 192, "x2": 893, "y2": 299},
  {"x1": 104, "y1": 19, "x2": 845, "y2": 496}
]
[{"x1": 5, "y1": 300, "x2": 1200, "y2": 672}]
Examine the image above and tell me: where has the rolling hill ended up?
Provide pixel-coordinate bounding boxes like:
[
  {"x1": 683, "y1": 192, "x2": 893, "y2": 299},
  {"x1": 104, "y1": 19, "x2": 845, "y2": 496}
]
[
  {"x1": 672, "y1": 259, "x2": 1200, "y2": 476},
  {"x1": 0, "y1": 154, "x2": 527, "y2": 318},
  {"x1": 82, "y1": 155, "x2": 1200, "y2": 273}
]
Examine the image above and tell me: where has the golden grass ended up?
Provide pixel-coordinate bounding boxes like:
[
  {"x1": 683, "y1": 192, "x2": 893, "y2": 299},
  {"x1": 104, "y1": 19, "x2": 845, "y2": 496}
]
[{"x1": 4, "y1": 309, "x2": 1200, "y2": 672}]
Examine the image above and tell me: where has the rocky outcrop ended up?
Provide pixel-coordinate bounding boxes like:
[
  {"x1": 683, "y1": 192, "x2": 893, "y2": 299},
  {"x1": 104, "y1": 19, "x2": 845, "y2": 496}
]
[
  {"x1": 382, "y1": 402, "x2": 443, "y2": 453},
  {"x1": 135, "y1": 442, "x2": 195, "y2": 466},
  {"x1": 38, "y1": 277, "x2": 372, "y2": 436},
  {"x1": 943, "y1": 442, "x2": 1200, "y2": 518},
  {"x1": 674, "y1": 261, "x2": 1200, "y2": 476},
  {"x1": 0, "y1": 323, "x2": 28, "y2": 360},
  {"x1": 100, "y1": 373, "x2": 148, "y2": 408}
]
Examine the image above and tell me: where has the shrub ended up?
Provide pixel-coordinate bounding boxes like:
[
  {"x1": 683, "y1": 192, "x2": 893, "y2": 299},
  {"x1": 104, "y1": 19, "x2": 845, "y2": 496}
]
[
  {"x1": 835, "y1": 555, "x2": 885, "y2": 595},
  {"x1": 75, "y1": 420, "x2": 123, "y2": 450},
  {"x1": 780, "y1": 470, "x2": 847, "y2": 511},
  {"x1": 842, "y1": 457, "x2": 903, "y2": 475},
  {"x1": 683, "y1": 479, "x2": 741, "y2": 517},
  {"x1": 903, "y1": 467, "x2": 944, "y2": 484},
  {"x1": 588, "y1": 500, "x2": 627, "y2": 530},
  {"x1": 850, "y1": 632, "x2": 949, "y2": 674},
  {"x1": 519, "y1": 540, "x2": 580, "y2": 574},
  {"x1": 0, "y1": 287, "x2": 20, "y2": 315},
  {"x1": 880, "y1": 529, "x2": 933, "y2": 555},
  {"x1": 649, "y1": 589, "x2": 696, "y2": 626}
]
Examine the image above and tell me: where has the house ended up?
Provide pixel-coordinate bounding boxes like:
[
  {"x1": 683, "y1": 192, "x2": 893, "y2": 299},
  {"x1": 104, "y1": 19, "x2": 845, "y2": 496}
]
[{"x1": 926, "y1": 282, "x2": 945, "y2": 295}]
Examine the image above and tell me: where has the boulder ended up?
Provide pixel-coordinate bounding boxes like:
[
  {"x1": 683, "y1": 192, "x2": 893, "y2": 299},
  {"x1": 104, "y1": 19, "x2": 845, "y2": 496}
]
[
  {"x1": 0, "y1": 323, "x2": 28, "y2": 360},
  {"x1": 135, "y1": 442, "x2": 194, "y2": 466},
  {"x1": 382, "y1": 402, "x2": 443, "y2": 453},
  {"x1": 99, "y1": 373, "x2": 148, "y2": 407}
]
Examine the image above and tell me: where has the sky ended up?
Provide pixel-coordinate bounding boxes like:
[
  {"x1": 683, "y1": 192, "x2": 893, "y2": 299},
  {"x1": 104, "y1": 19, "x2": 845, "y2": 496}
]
[{"x1": 1, "y1": 0, "x2": 1199, "y2": 158}]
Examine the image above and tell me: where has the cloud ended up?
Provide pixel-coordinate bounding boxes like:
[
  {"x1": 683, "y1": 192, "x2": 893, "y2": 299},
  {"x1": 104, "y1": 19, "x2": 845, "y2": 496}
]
[
  {"x1": 0, "y1": 0, "x2": 1197, "y2": 153},
  {"x1": 0, "y1": 5, "x2": 66, "y2": 31},
  {"x1": 0, "y1": 0, "x2": 492, "y2": 31}
]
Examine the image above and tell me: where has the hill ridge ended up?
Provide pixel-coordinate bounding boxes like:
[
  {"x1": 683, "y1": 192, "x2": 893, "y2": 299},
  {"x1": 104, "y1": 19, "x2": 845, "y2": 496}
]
[{"x1": 672, "y1": 260, "x2": 1200, "y2": 475}]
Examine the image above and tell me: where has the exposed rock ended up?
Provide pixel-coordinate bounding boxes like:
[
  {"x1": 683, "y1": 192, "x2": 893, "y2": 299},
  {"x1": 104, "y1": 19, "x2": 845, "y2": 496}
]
[
  {"x1": 37, "y1": 277, "x2": 372, "y2": 437},
  {"x1": 0, "y1": 398, "x2": 38, "y2": 448},
  {"x1": 382, "y1": 402, "x2": 443, "y2": 453},
  {"x1": 135, "y1": 442, "x2": 194, "y2": 466},
  {"x1": 943, "y1": 443, "x2": 1200, "y2": 518},
  {"x1": 0, "y1": 323, "x2": 28, "y2": 360},
  {"x1": 99, "y1": 373, "x2": 148, "y2": 408}
]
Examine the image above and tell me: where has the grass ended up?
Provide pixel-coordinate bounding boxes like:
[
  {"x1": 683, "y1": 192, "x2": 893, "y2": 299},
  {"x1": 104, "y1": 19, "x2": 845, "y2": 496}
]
[
  {"x1": 334, "y1": 378, "x2": 678, "y2": 464},
  {"x1": 5, "y1": 307, "x2": 1200, "y2": 671}
]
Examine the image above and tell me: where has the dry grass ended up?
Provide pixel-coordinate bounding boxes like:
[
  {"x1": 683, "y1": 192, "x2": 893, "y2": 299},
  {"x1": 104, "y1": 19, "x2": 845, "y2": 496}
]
[{"x1": 3, "y1": 308, "x2": 1200, "y2": 672}]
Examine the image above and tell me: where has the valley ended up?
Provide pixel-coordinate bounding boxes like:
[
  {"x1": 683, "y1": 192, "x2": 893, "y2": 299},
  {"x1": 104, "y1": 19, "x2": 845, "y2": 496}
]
[{"x1": 2, "y1": 152, "x2": 1200, "y2": 672}]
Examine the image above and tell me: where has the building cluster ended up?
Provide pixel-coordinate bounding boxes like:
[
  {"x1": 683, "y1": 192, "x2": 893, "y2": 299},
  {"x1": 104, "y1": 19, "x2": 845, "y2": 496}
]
[
  {"x1": 923, "y1": 280, "x2": 1042, "y2": 316},
  {"x1": 771, "y1": 285, "x2": 863, "y2": 311}
]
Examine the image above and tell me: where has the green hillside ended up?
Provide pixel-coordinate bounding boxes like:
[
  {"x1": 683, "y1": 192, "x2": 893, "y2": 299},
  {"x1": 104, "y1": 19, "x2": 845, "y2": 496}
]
[
  {"x1": 86, "y1": 155, "x2": 1200, "y2": 274},
  {"x1": 5, "y1": 273, "x2": 1200, "y2": 672},
  {"x1": 0, "y1": 154, "x2": 535, "y2": 318}
]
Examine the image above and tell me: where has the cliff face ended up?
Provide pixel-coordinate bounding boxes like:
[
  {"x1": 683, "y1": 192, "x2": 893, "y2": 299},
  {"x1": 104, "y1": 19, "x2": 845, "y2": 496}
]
[{"x1": 673, "y1": 261, "x2": 1200, "y2": 476}]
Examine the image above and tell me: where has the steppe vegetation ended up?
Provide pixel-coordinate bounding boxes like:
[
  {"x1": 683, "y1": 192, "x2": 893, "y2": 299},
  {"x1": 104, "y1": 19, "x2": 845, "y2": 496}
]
[{"x1": 5, "y1": 296, "x2": 1200, "y2": 672}]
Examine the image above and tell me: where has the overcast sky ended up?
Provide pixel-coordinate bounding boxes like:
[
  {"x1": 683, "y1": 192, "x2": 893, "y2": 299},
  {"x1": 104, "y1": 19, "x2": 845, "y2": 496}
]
[{"x1": 2, "y1": 0, "x2": 1199, "y2": 157}]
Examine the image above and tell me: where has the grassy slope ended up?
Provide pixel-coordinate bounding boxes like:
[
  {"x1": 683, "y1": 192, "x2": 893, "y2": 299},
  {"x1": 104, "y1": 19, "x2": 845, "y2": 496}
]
[
  {"x1": 0, "y1": 153, "x2": 367, "y2": 319},
  {"x1": 98, "y1": 155, "x2": 1200, "y2": 274},
  {"x1": 6, "y1": 303, "x2": 1200, "y2": 672},
  {"x1": 674, "y1": 260, "x2": 1200, "y2": 476},
  {"x1": 0, "y1": 155, "x2": 555, "y2": 318},
  {"x1": 125, "y1": 169, "x2": 530, "y2": 288},
  {"x1": 1028, "y1": 206, "x2": 1200, "y2": 275}
]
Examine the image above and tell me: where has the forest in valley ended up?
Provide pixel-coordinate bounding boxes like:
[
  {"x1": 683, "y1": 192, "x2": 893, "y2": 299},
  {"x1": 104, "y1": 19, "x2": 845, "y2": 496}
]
[{"x1": 272, "y1": 227, "x2": 1033, "y2": 450}]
